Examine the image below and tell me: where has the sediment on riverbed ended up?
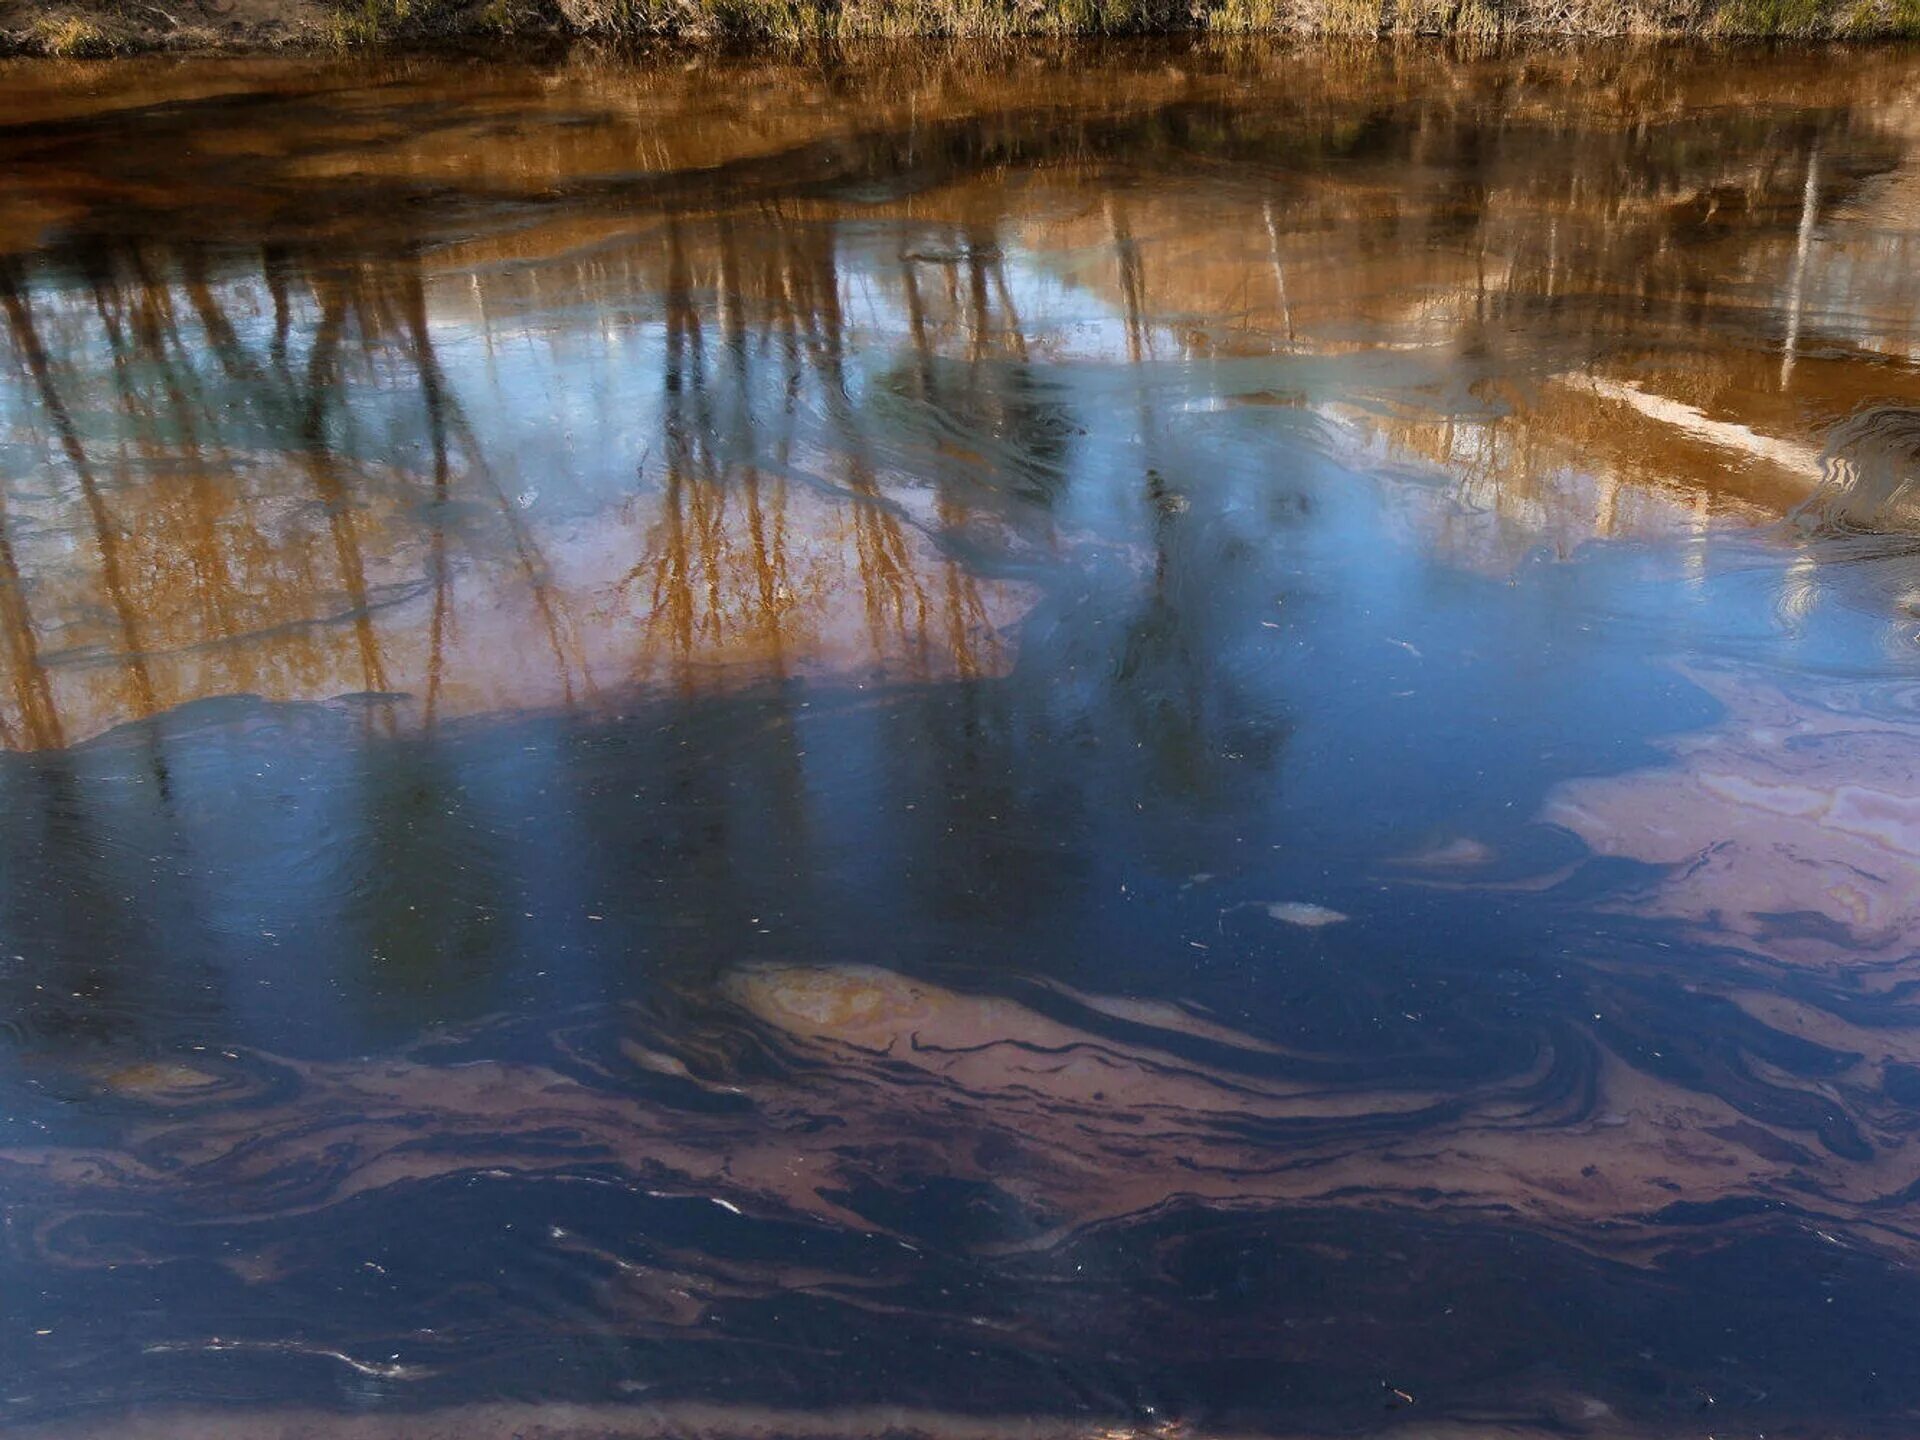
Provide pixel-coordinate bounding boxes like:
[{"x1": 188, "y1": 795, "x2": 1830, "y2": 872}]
[{"x1": 0, "y1": 0, "x2": 1917, "y2": 56}]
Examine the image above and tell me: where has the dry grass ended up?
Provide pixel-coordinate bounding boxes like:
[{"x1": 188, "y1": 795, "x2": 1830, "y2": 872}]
[
  {"x1": 23, "y1": 11, "x2": 119, "y2": 49},
  {"x1": 500, "y1": 0, "x2": 1920, "y2": 32},
  {"x1": 327, "y1": 0, "x2": 545, "y2": 43},
  {"x1": 545, "y1": 0, "x2": 1920, "y2": 36},
  {"x1": 551, "y1": 0, "x2": 1204, "y2": 38},
  {"x1": 1, "y1": 0, "x2": 1915, "y2": 60}
]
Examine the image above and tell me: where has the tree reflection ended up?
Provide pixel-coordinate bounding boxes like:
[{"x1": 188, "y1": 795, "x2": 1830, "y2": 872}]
[{"x1": 1, "y1": 45, "x2": 1917, "y2": 748}]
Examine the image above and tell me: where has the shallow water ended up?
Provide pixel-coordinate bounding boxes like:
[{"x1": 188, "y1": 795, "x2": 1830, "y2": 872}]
[{"x1": 4, "y1": 39, "x2": 1920, "y2": 1439}]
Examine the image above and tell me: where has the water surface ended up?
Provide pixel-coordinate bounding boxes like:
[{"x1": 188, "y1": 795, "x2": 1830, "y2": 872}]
[{"x1": 5, "y1": 41, "x2": 1920, "y2": 1439}]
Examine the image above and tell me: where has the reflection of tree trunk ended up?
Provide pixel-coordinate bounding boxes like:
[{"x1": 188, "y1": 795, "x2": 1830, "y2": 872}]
[
  {"x1": 965, "y1": 220, "x2": 1028, "y2": 365},
  {"x1": 0, "y1": 261, "x2": 159, "y2": 725},
  {"x1": 654, "y1": 457, "x2": 696, "y2": 679},
  {"x1": 655, "y1": 218, "x2": 709, "y2": 690},
  {"x1": 1107, "y1": 197, "x2": 1148, "y2": 367},
  {"x1": 0, "y1": 486, "x2": 61, "y2": 750},
  {"x1": 299, "y1": 273, "x2": 393, "y2": 717},
  {"x1": 966, "y1": 230, "x2": 993, "y2": 365},
  {"x1": 262, "y1": 245, "x2": 294, "y2": 378},
  {"x1": 1781, "y1": 143, "x2": 1821, "y2": 390},
  {"x1": 743, "y1": 465, "x2": 791, "y2": 680},
  {"x1": 1263, "y1": 199, "x2": 1297, "y2": 346},
  {"x1": 183, "y1": 248, "x2": 273, "y2": 398},
  {"x1": 800, "y1": 220, "x2": 931, "y2": 676},
  {"x1": 938, "y1": 224, "x2": 1025, "y2": 681},
  {"x1": 402, "y1": 265, "x2": 454, "y2": 727},
  {"x1": 900, "y1": 254, "x2": 936, "y2": 395},
  {"x1": 937, "y1": 493, "x2": 993, "y2": 680},
  {"x1": 987, "y1": 256, "x2": 1029, "y2": 365},
  {"x1": 717, "y1": 215, "x2": 747, "y2": 361},
  {"x1": 126, "y1": 247, "x2": 180, "y2": 358},
  {"x1": 637, "y1": 216, "x2": 815, "y2": 688},
  {"x1": 719, "y1": 217, "x2": 794, "y2": 678}
]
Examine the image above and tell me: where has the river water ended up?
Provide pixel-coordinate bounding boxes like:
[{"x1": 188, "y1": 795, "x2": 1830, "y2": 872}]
[{"x1": 3, "y1": 41, "x2": 1920, "y2": 1439}]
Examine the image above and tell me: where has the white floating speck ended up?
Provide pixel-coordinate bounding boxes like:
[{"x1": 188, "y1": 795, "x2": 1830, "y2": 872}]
[{"x1": 1263, "y1": 901, "x2": 1349, "y2": 928}]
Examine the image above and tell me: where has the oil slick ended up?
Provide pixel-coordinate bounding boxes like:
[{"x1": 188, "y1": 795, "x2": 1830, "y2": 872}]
[
  {"x1": 9, "y1": 955, "x2": 1920, "y2": 1432},
  {"x1": 12, "y1": 958, "x2": 1920, "y2": 1265},
  {"x1": 1546, "y1": 665, "x2": 1920, "y2": 968}
]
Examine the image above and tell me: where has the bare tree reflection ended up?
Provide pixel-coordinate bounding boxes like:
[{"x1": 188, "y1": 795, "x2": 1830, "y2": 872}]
[{"x1": 0, "y1": 47, "x2": 1915, "y2": 748}]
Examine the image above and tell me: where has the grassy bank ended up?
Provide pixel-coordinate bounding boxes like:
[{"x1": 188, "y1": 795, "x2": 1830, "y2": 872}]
[
  {"x1": 543, "y1": 0, "x2": 1920, "y2": 37},
  {"x1": 1, "y1": 0, "x2": 1917, "y2": 62}
]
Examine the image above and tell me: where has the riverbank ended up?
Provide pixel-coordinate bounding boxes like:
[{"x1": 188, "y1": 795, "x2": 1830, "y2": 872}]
[{"x1": 1, "y1": 0, "x2": 1917, "y2": 55}]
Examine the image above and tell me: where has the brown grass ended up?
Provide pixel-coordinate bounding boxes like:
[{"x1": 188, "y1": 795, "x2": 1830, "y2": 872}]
[
  {"x1": 21, "y1": 11, "x2": 119, "y2": 49},
  {"x1": 0, "y1": 0, "x2": 1915, "y2": 64},
  {"x1": 528, "y1": 0, "x2": 1920, "y2": 39}
]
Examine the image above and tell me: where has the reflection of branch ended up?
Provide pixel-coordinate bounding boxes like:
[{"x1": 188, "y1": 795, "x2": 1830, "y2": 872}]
[
  {"x1": 401, "y1": 266, "x2": 454, "y2": 727},
  {"x1": 626, "y1": 217, "x2": 819, "y2": 686},
  {"x1": 0, "y1": 261, "x2": 158, "y2": 724},
  {"x1": 94, "y1": 245, "x2": 242, "y2": 656},
  {"x1": 432, "y1": 322, "x2": 593, "y2": 713},
  {"x1": 791, "y1": 215, "x2": 936, "y2": 676}
]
